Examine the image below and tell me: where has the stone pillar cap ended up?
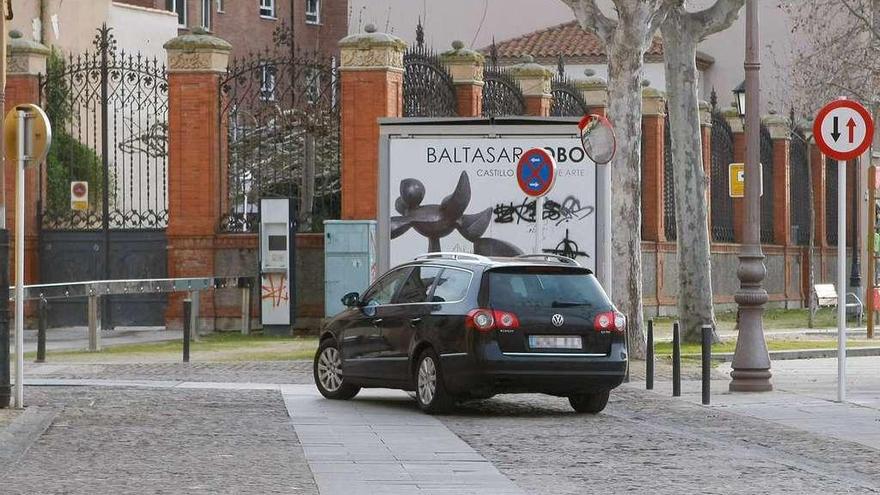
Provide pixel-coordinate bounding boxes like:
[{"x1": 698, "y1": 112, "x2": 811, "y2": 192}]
[
  {"x1": 575, "y1": 76, "x2": 607, "y2": 90},
  {"x1": 440, "y1": 41, "x2": 485, "y2": 64},
  {"x1": 641, "y1": 86, "x2": 665, "y2": 99},
  {"x1": 762, "y1": 113, "x2": 791, "y2": 140},
  {"x1": 164, "y1": 31, "x2": 232, "y2": 73},
  {"x1": 507, "y1": 60, "x2": 555, "y2": 79},
  {"x1": 699, "y1": 100, "x2": 710, "y2": 111},
  {"x1": 7, "y1": 30, "x2": 50, "y2": 56},
  {"x1": 338, "y1": 30, "x2": 406, "y2": 51}
]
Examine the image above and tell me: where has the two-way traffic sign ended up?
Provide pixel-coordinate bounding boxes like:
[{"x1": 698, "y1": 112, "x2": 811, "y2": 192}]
[{"x1": 813, "y1": 98, "x2": 874, "y2": 161}]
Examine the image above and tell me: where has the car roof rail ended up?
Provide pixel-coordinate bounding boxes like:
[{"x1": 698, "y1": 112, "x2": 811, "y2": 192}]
[
  {"x1": 414, "y1": 252, "x2": 492, "y2": 263},
  {"x1": 514, "y1": 254, "x2": 581, "y2": 266}
]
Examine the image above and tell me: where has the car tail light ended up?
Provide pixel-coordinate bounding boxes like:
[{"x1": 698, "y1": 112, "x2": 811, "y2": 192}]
[
  {"x1": 594, "y1": 311, "x2": 625, "y2": 333},
  {"x1": 466, "y1": 309, "x2": 520, "y2": 332}
]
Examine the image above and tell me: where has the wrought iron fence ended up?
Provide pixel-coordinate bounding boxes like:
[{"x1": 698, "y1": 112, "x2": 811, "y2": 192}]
[
  {"x1": 760, "y1": 124, "x2": 775, "y2": 244},
  {"x1": 826, "y1": 156, "x2": 838, "y2": 245},
  {"x1": 710, "y1": 111, "x2": 735, "y2": 242},
  {"x1": 789, "y1": 129, "x2": 811, "y2": 245},
  {"x1": 482, "y1": 45, "x2": 526, "y2": 118},
  {"x1": 39, "y1": 24, "x2": 168, "y2": 230},
  {"x1": 403, "y1": 25, "x2": 457, "y2": 118},
  {"x1": 663, "y1": 111, "x2": 676, "y2": 241},
  {"x1": 219, "y1": 44, "x2": 340, "y2": 233},
  {"x1": 549, "y1": 59, "x2": 587, "y2": 117}
]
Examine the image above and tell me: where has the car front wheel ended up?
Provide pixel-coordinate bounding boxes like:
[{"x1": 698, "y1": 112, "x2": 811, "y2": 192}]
[
  {"x1": 414, "y1": 349, "x2": 456, "y2": 414},
  {"x1": 568, "y1": 390, "x2": 610, "y2": 414},
  {"x1": 314, "y1": 339, "x2": 360, "y2": 400}
]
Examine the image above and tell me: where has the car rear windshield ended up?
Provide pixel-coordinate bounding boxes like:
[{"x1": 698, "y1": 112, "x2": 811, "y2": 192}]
[{"x1": 487, "y1": 267, "x2": 611, "y2": 310}]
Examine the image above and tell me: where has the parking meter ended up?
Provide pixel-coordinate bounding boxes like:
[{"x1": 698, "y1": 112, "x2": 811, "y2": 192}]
[{"x1": 259, "y1": 198, "x2": 295, "y2": 334}]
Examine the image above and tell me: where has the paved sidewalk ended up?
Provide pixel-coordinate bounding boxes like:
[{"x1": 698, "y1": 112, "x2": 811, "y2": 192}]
[{"x1": 637, "y1": 356, "x2": 880, "y2": 450}]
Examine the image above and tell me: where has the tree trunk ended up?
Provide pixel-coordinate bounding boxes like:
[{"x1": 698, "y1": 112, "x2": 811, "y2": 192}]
[
  {"x1": 606, "y1": 39, "x2": 646, "y2": 359},
  {"x1": 661, "y1": 15, "x2": 718, "y2": 344}
]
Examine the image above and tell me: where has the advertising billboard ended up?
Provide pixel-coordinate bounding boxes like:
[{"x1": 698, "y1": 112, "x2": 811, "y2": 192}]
[{"x1": 380, "y1": 121, "x2": 599, "y2": 272}]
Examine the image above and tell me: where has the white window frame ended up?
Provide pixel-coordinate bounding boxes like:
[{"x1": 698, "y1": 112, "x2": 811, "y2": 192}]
[
  {"x1": 217, "y1": 0, "x2": 224, "y2": 13},
  {"x1": 260, "y1": 0, "x2": 276, "y2": 19},
  {"x1": 305, "y1": 0, "x2": 320, "y2": 24},
  {"x1": 260, "y1": 64, "x2": 277, "y2": 102},
  {"x1": 166, "y1": 0, "x2": 187, "y2": 27},
  {"x1": 201, "y1": 0, "x2": 211, "y2": 30}
]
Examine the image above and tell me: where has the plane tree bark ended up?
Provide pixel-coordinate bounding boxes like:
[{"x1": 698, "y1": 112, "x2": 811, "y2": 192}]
[
  {"x1": 660, "y1": 0, "x2": 744, "y2": 343},
  {"x1": 560, "y1": 0, "x2": 674, "y2": 358}
]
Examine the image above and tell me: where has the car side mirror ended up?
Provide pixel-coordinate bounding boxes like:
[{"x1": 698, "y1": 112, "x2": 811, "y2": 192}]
[{"x1": 341, "y1": 291, "x2": 361, "y2": 308}]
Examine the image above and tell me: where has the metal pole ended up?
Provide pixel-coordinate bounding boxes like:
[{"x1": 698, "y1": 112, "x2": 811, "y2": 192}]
[
  {"x1": 534, "y1": 196, "x2": 543, "y2": 254},
  {"x1": 0, "y1": 230, "x2": 9, "y2": 408},
  {"x1": 241, "y1": 284, "x2": 251, "y2": 336},
  {"x1": 868, "y1": 166, "x2": 877, "y2": 339},
  {"x1": 730, "y1": 0, "x2": 773, "y2": 392},
  {"x1": 100, "y1": 25, "x2": 111, "y2": 331},
  {"x1": 838, "y1": 159, "x2": 847, "y2": 402},
  {"x1": 36, "y1": 299, "x2": 47, "y2": 363},
  {"x1": 702, "y1": 325, "x2": 712, "y2": 405},
  {"x1": 672, "y1": 321, "x2": 681, "y2": 397},
  {"x1": 597, "y1": 165, "x2": 612, "y2": 296},
  {"x1": 646, "y1": 319, "x2": 654, "y2": 390},
  {"x1": 14, "y1": 110, "x2": 26, "y2": 408},
  {"x1": 190, "y1": 290, "x2": 200, "y2": 342},
  {"x1": 183, "y1": 298, "x2": 191, "y2": 363}
]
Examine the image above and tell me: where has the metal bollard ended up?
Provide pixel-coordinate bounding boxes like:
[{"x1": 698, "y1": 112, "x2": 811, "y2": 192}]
[
  {"x1": 646, "y1": 319, "x2": 654, "y2": 390},
  {"x1": 240, "y1": 281, "x2": 251, "y2": 336},
  {"x1": 88, "y1": 294, "x2": 102, "y2": 352},
  {"x1": 36, "y1": 299, "x2": 48, "y2": 363},
  {"x1": 701, "y1": 325, "x2": 712, "y2": 405},
  {"x1": 189, "y1": 290, "x2": 201, "y2": 342},
  {"x1": 672, "y1": 321, "x2": 681, "y2": 397},
  {"x1": 183, "y1": 299, "x2": 191, "y2": 363}
]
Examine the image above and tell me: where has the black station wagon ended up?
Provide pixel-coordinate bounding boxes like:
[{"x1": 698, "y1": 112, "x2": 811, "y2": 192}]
[{"x1": 314, "y1": 253, "x2": 628, "y2": 414}]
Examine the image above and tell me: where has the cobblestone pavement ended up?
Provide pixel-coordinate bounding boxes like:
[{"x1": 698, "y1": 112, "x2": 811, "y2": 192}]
[
  {"x1": 0, "y1": 408, "x2": 18, "y2": 428},
  {"x1": 26, "y1": 361, "x2": 314, "y2": 384},
  {"x1": 0, "y1": 386, "x2": 317, "y2": 495},
  {"x1": 440, "y1": 388, "x2": 880, "y2": 494}
]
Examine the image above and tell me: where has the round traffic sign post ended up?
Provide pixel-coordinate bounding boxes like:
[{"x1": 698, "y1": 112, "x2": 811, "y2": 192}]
[
  {"x1": 813, "y1": 97, "x2": 874, "y2": 403},
  {"x1": 516, "y1": 148, "x2": 557, "y2": 255}
]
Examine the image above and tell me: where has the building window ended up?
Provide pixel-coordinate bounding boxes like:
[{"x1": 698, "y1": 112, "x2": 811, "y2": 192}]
[
  {"x1": 217, "y1": 0, "x2": 224, "y2": 13},
  {"x1": 260, "y1": 0, "x2": 275, "y2": 18},
  {"x1": 166, "y1": 0, "x2": 187, "y2": 27},
  {"x1": 201, "y1": 0, "x2": 211, "y2": 29},
  {"x1": 306, "y1": 0, "x2": 320, "y2": 24},
  {"x1": 260, "y1": 64, "x2": 277, "y2": 101}
]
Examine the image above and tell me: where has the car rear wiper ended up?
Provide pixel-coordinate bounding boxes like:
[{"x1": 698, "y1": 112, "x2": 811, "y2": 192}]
[{"x1": 551, "y1": 300, "x2": 592, "y2": 308}]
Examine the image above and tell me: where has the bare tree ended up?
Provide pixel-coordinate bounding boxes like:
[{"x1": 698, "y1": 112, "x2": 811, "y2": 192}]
[
  {"x1": 660, "y1": 0, "x2": 744, "y2": 343},
  {"x1": 560, "y1": 0, "x2": 674, "y2": 358}
]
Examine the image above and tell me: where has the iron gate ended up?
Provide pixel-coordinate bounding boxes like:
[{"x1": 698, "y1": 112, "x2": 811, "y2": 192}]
[
  {"x1": 710, "y1": 111, "x2": 735, "y2": 242},
  {"x1": 403, "y1": 23, "x2": 457, "y2": 118},
  {"x1": 789, "y1": 129, "x2": 810, "y2": 245},
  {"x1": 39, "y1": 24, "x2": 169, "y2": 327},
  {"x1": 760, "y1": 124, "x2": 775, "y2": 244},
  {"x1": 550, "y1": 59, "x2": 588, "y2": 117},
  {"x1": 482, "y1": 44, "x2": 526, "y2": 118},
  {"x1": 219, "y1": 36, "x2": 340, "y2": 233}
]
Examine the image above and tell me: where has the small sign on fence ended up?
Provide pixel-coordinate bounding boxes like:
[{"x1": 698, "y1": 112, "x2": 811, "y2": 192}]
[
  {"x1": 70, "y1": 181, "x2": 88, "y2": 211},
  {"x1": 728, "y1": 162, "x2": 762, "y2": 198}
]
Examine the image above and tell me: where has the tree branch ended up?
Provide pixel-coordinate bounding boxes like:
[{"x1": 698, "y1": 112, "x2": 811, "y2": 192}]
[
  {"x1": 840, "y1": 0, "x2": 880, "y2": 40},
  {"x1": 648, "y1": 0, "x2": 679, "y2": 37},
  {"x1": 690, "y1": 0, "x2": 746, "y2": 39},
  {"x1": 559, "y1": 0, "x2": 616, "y2": 42}
]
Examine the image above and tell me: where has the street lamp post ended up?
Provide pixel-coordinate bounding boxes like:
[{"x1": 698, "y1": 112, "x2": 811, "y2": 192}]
[{"x1": 730, "y1": 0, "x2": 773, "y2": 392}]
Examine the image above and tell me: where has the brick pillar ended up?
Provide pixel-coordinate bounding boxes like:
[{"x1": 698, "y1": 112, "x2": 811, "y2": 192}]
[
  {"x1": 641, "y1": 87, "x2": 665, "y2": 242},
  {"x1": 699, "y1": 101, "x2": 713, "y2": 234},
  {"x1": 5, "y1": 31, "x2": 49, "y2": 284},
  {"x1": 576, "y1": 73, "x2": 607, "y2": 117},
  {"x1": 507, "y1": 56, "x2": 553, "y2": 117},
  {"x1": 163, "y1": 32, "x2": 232, "y2": 330},
  {"x1": 808, "y1": 141, "x2": 827, "y2": 247},
  {"x1": 722, "y1": 107, "x2": 746, "y2": 243},
  {"x1": 339, "y1": 25, "x2": 405, "y2": 219},
  {"x1": 763, "y1": 114, "x2": 791, "y2": 246},
  {"x1": 440, "y1": 41, "x2": 484, "y2": 117}
]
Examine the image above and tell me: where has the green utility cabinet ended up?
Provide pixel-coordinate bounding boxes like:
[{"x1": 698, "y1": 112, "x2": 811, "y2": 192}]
[{"x1": 323, "y1": 220, "x2": 377, "y2": 317}]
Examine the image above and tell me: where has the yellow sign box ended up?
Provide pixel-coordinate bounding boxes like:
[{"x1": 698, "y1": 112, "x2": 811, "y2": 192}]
[
  {"x1": 728, "y1": 162, "x2": 762, "y2": 198},
  {"x1": 729, "y1": 163, "x2": 744, "y2": 198}
]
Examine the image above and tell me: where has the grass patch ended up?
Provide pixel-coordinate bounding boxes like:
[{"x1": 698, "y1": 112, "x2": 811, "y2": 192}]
[
  {"x1": 653, "y1": 307, "x2": 849, "y2": 331},
  {"x1": 27, "y1": 332, "x2": 319, "y2": 363}
]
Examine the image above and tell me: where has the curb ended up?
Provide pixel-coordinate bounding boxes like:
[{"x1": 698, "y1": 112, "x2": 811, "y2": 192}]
[
  {"x1": 0, "y1": 407, "x2": 57, "y2": 470},
  {"x1": 682, "y1": 346, "x2": 880, "y2": 362}
]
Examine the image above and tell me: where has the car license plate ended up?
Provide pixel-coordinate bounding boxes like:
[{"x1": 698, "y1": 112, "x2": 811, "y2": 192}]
[{"x1": 529, "y1": 335, "x2": 582, "y2": 349}]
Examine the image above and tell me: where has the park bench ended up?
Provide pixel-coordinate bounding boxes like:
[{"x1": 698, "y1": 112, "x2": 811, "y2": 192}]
[{"x1": 812, "y1": 283, "x2": 863, "y2": 325}]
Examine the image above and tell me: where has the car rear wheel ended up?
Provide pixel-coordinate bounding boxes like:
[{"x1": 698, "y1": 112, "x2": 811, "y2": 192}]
[
  {"x1": 314, "y1": 339, "x2": 360, "y2": 400},
  {"x1": 568, "y1": 390, "x2": 609, "y2": 414},
  {"x1": 414, "y1": 349, "x2": 455, "y2": 414}
]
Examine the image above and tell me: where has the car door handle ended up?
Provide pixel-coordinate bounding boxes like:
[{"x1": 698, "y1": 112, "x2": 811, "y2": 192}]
[
  {"x1": 409, "y1": 318, "x2": 422, "y2": 326},
  {"x1": 372, "y1": 318, "x2": 384, "y2": 326}
]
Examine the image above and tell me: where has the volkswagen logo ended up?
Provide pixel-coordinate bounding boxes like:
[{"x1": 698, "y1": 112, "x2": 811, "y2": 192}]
[{"x1": 551, "y1": 314, "x2": 564, "y2": 327}]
